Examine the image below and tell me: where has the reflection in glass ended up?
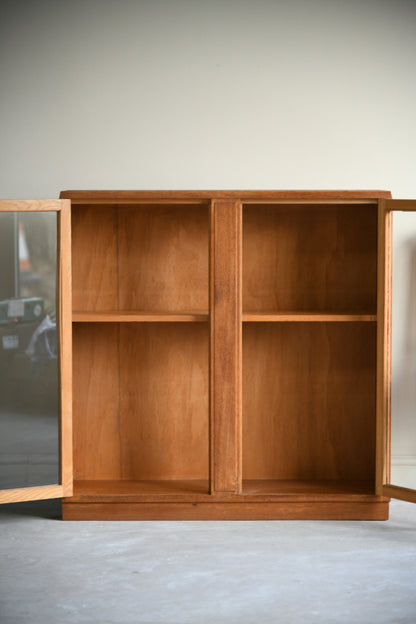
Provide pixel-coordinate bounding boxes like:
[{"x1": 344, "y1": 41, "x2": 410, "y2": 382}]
[
  {"x1": 0, "y1": 212, "x2": 59, "y2": 489},
  {"x1": 391, "y1": 212, "x2": 416, "y2": 489}
]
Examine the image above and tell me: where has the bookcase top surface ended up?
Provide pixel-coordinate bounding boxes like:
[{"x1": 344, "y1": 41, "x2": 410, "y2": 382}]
[{"x1": 60, "y1": 190, "x2": 392, "y2": 203}]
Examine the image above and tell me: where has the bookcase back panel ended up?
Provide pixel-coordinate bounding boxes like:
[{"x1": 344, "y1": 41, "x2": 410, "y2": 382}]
[
  {"x1": 73, "y1": 323, "x2": 209, "y2": 480},
  {"x1": 73, "y1": 323, "x2": 121, "y2": 479},
  {"x1": 72, "y1": 205, "x2": 119, "y2": 311},
  {"x1": 71, "y1": 204, "x2": 209, "y2": 313},
  {"x1": 243, "y1": 204, "x2": 377, "y2": 313},
  {"x1": 119, "y1": 323, "x2": 209, "y2": 479},
  {"x1": 242, "y1": 322, "x2": 376, "y2": 481}
]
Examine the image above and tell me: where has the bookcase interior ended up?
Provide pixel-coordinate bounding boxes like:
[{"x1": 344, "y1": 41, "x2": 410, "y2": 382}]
[
  {"x1": 242, "y1": 322, "x2": 377, "y2": 495},
  {"x1": 243, "y1": 203, "x2": 377, "y2": 313},
  {"x1": 71, "y1": 203, "x2": 209, "y2": 314},
  {"x1": 61, "y1": 191, "x2": 389, "y2": 519},
  {"x1": 72, "y1": 322, "x2": 209, "y2": 493}
]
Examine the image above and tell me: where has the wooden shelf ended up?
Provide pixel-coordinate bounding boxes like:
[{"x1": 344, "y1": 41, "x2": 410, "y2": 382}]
[
  {"x1": 67, "y1": 479, "x2": 380, "y2": 504},
  {"x1": 72, "y1": 479, "x2": 210, "y2": 499},
  {"x1": 242, "y1": 479, "x2": 375, "y2": 497},
  {"x1": 72, "y1": 311, "x2": 209, "y2": 322},
  {"x1": 243, "y1": 312, "x2": 377, "y2": 322}
]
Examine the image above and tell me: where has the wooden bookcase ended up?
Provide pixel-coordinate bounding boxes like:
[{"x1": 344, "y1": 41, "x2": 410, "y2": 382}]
[{"x1": 56, "y1": 190, "x2": 391, "y2": 520}]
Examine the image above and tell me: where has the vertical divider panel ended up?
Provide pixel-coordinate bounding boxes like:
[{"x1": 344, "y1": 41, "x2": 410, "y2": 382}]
[{"x1": 210, "y1": 200, "x2": 242, "y2": 494}]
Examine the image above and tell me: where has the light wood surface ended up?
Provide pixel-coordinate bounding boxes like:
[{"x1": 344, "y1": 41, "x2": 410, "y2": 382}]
[
  {"x1": 243, "y1": 323, "x2": 376, "y2": 481},
  {"x1": 117, "y1": 205, "x2": 209, "y2": 312},
  {"x1": 58, "y1": 201, "x2": 73, "y2": 495},
  {"x1": 376, "y1": 200, "x2": 391, "y2": 494},
  {"x1": 60, "y1": 190, "x2": 392, "y2": 202},
  {"x1": 243, "y1": 312, "x2": 376, "y2": 322},
  {"x1": 384, "y1": 199, "x2": 416, "y2": 212},
  {"x1": 71, "y1": 204, "x2": 209, "y2": 313},
  {"x1": 72, "y1": 312, "x2": 209, "y2": 322},
  {"x1": 62, "y1": 501, "x2": 389, "y2": 520},
  {"x1": 0, "y1": 485, "x2": 65, "y2": 504},
  {"x1": 382, "y1": 484, "x2": 416, "y2": 504},
  {"x1": 73, "y1": 323, "x2": 209, "y2": 481},
  {"x1": 72, "y1": 323, "x2": 121, "y2": 479},
  {"x1": 0, "y1": 200, "x2": 65, "y2": 212},
  {"x1": 119, "y1": 323, "x2": 209, "y2": 479},
  {"x1": 68, "y1": 478, "x2": 378, "y2": 501},
  {"x1": 71, "y1": 204, "x2": 119, "y2": 311},
  {"x1": 243, "y1": 204, "x2": 378, "y2": 313},
  {"x1": 210, "y1": 200, "x2": 242, "y2": 493},
  {"x1": 62, "y1": 189, "x2": 396, "y2": 519}
]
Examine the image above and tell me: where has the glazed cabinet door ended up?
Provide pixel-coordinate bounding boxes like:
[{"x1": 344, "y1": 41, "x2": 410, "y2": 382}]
[
  {"x1": 377, "y1": 199, "x2": 416, "y2": 503},
  {"x1": 0, "y1": 200, "x2": 72, "y2": 503}
]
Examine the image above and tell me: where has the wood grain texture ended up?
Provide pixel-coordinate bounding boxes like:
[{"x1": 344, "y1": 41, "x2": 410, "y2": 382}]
[
  {"x1": 384, "y1": 199, "x2": 416, "y2": 211},
  {"x1": 71, "y1": 204, "x2": 118, "y2": 311},
  {"x1": 67, "y1": 478, "x2": 382, "y2": 502},
  {"x1": 210, "y1": 200, "x2": 242, "y2": 493},
  {"x1": 117, "y1": 205, "x2": 209, "y2": 312},
  {"x1": 73, "y1": 323, "x2": 209, "y2": 481},
  {"x1": 119, "y1": 323, "x2": 209, "y2": 480},
  {"x1": 58, "y1": 201, "x2": 73, "y2": 495},
  {"x1": 60, "y1": 190, "x2": 392, "y2": 202},
  {"x1": 72, "y1": 323, "x2": 121, "y2": 479},
  {"x1": 243, "y1": 313, "x2": 376, "y2": 322},
  {"x1": 71, "y1": 479, "x2": 210, "y2": 498},
  {"x1": 243, "y1": 204, "x2": 378, "y2": 313},
  {"x1": 243, "y1": 323, "x2": 377, "y2": 481},
  {"x1": 72, "y1": 312, "x2": 209, "y2": 322},
  {"x1": 62, "y1": 501, "x2": 389, "y2": 520},
  {"x1": 382, "y1": 484, "x2": 416, "y2": 504},
  {"x1": 0, "y1": 485, "x2": 64, "y2": 504},
  {"x1": 0, "y1": 199, "x2": 65, "y2": 212},
  {"x1": 63, "y1": 189, "x2": 398, "y2": 518},
  {"x1": 376, "y1": 200, "x2": 391, "y2": 494}
]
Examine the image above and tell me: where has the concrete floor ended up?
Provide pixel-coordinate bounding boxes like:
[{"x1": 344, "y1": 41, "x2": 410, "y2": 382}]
[{"x1": 1, "y1": 500, "x2": 416, "y2": 624}]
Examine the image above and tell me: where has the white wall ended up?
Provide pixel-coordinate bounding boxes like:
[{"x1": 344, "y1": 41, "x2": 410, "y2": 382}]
[
  {"x1": 1, "y1": 0, "x2": 416, "y2": 197},
  {"x1": 2, "y1": 0, "x2": 416, "y2": 478}
]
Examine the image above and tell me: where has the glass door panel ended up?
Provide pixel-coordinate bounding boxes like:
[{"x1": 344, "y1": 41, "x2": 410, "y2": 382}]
[
  {"x1": 390, "y1": 211, "x2": 416, "y2": 491},
  {"x1": 0, "y1": 200, "x2": 72, "y2": 503},
  {"x1": 379, "y1": 200, "x2": 416, "y2": 503}
]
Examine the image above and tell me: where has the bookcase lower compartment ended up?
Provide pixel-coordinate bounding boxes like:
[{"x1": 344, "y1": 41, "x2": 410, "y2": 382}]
[{"x1": 62, "y1": 478, "x2": 388, "y2": 520}]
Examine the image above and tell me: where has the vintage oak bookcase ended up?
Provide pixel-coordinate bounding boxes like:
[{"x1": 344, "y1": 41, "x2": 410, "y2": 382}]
[{"x1": 1, "y1": 191, "x2": 416, "y2": 520}]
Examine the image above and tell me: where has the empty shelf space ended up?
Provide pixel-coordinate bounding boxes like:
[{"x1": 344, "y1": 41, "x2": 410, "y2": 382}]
[
  {"x1": 72, "y1": 322, "x2": 209, "y2": 484},
  {"x1": 243, "y1": 203, "x2": 378, "y2": 313},
  {"x1": 71, "y1": 203, "x2": 209, "y2": 313},
  {"x1": 242, "y1": 323, "x2": 377, "y2": 486},
  {"x1": 243, "y1": 312, "x2": 377, "y2": 322},
  {"x1": 72, "y1": 311, "x2": 209, "y2": 322},
  {"x1": 72, "y1": 479, "x2": 210, "y2": 499},
  {"x1": 242, "y1": 479, "x2": 376, "y2": 498}
]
